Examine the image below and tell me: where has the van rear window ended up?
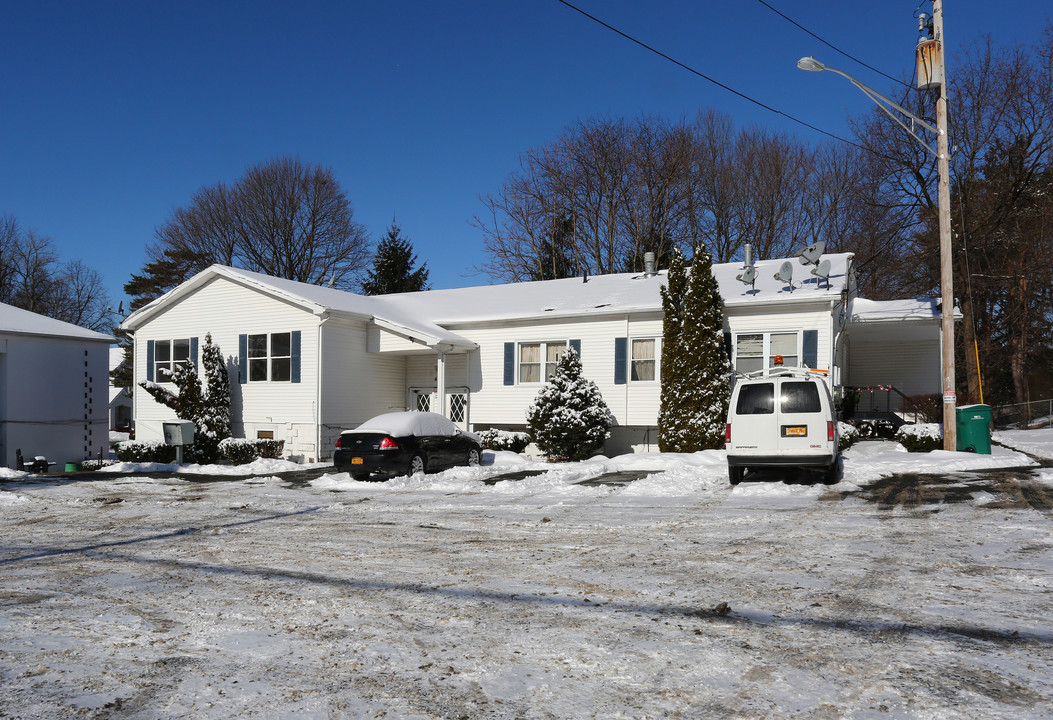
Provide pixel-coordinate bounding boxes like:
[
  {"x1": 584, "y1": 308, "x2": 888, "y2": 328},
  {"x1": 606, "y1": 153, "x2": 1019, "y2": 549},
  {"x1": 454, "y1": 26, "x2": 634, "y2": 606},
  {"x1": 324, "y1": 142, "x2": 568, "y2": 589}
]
[
  {"x1": 736, "y1": 383, "x2": 774, "y2": 415},
  {"x1": 781, "y1": 382, "x2": 822, "y2": 413}
]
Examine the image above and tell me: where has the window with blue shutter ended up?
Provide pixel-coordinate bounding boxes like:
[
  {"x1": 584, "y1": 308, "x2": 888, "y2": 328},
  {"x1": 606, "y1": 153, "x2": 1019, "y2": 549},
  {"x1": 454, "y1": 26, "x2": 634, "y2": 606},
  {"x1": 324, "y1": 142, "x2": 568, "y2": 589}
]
[
  {"x1": 503, "y1": 342, "x2": 515, "y2": 385},
  {"x1": 803, "y1": 329, "x2": 818, "y2": 369},
  {"x1": 614, "y1": 337, "x2": 627, "y2": 385},
  {"x1": 238, "y1": 334, "x2": 248, "y2": 384},
  {"x1": 291, "y1": 330, "x2": 301, "y2": 383}
]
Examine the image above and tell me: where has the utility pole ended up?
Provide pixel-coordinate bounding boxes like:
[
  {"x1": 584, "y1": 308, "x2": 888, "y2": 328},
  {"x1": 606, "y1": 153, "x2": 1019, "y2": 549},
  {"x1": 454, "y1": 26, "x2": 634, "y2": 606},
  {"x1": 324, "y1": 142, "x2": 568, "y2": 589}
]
[{"x1": 931, "y1": 0, "x2": 957, "y2": 451}]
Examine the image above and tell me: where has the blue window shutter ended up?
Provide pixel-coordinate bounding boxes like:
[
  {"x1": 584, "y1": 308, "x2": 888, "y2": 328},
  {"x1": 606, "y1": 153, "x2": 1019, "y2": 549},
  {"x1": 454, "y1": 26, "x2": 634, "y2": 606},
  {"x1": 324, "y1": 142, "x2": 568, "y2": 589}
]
[
  {"x1": 614, "y1": 337, "x2": 627, "y2": 385},
  {"x1": 238, "y1": 334, "x2": 248, "y2": 384},
  {"x1": 291, "y1": 330, "x2": 301, "y2": 383},
  {"x1": 803, "y1": 330, "x2": 818, "y2": 368},
  {"x1": 503, "y1": 342, "x2": 514, "y2": 385},
  {"x1": 569, "y1": 339, "x2": 581, "y2": 357},
  {"x1": 723, "y1": 332, "x2": 733, "y2": 361},
  {"x1": 190, "y1": 336, "x2": 199, "y2": 370},
  {"x1": 146, "y1": 340, "x2": 154, "y2": 382}
]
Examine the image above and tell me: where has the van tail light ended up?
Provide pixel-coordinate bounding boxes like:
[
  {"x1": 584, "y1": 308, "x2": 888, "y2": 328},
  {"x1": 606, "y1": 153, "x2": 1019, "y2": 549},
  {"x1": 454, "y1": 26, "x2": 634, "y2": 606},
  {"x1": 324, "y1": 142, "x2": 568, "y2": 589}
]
[
  {"x1": 828, "y1": 421, "x2": 835, "y2": 442},
  {"x1": 379, "y1": 436, "x2": 399, "y2": 450},
  {"x1": 725, "y1": 423, "x2": 732, "y2": 444}
]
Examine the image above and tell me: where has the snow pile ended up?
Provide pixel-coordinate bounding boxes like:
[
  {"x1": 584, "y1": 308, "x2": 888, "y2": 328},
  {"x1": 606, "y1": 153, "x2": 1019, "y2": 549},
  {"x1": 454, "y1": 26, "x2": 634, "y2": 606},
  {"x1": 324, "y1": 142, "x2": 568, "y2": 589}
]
[{"x1": 994, "y1": 428, "x2": 1053, "y2": 460}]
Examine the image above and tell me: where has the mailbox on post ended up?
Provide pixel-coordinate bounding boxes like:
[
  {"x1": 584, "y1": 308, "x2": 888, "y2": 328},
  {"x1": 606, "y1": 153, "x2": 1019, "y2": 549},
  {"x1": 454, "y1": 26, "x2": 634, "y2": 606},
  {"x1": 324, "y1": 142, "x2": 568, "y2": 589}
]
[{"x1": 162, "y1": 420, "x2": 196, "y2": 464}]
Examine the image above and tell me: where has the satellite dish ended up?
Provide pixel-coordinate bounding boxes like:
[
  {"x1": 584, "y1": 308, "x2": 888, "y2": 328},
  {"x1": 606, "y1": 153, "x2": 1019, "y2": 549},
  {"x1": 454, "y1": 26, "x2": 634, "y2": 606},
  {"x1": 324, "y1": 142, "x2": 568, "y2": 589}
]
[
  {"x1": 774, "y1": 261, "x2": 795, "y2": 291},
  {"x1": 797, "y1": 240, "x2": 826, "y2": 266},
  {"x1": 810, "y1": 258, "x2": 831, "y2": 289},
  {"x1": 736, "y1": 265, "x2": 758, "y2": 287}
]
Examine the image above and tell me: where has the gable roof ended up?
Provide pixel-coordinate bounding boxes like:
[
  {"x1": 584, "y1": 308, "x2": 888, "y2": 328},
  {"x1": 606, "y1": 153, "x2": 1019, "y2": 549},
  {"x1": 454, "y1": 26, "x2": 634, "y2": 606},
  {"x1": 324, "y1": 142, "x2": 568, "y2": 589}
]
[
  {"x1": 121, "y1": 265, "x2": 477, "y2": 349},
  {"x1": 0, "y1": 302, "x2": 114, "y2": 343}
]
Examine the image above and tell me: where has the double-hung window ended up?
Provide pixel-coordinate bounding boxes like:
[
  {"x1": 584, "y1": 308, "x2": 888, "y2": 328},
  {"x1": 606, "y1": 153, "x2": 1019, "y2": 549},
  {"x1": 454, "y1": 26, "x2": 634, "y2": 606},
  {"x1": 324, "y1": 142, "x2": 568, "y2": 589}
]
[
  {"x1": 734, "y1": 332, "x2": 805, "y2": 373},
  {"x1": 154, "y1": 339, "x2": 191, "y2": 381},
  {"x1": 248, "y1": 332, "x2": 292, "y2": 382},
  {"x1": 519, "y1": 341, "x2": 567, "y2": 383},
  {"x1": 630, "y1": 338, "x2": 657, "y2": 381}
]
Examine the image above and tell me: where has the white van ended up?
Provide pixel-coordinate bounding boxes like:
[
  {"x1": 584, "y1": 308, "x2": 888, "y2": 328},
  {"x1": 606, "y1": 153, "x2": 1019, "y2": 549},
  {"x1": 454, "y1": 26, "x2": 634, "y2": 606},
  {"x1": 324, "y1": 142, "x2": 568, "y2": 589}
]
[{"x1": 725, "y1": 365, "x2": 840, "y2": 485}]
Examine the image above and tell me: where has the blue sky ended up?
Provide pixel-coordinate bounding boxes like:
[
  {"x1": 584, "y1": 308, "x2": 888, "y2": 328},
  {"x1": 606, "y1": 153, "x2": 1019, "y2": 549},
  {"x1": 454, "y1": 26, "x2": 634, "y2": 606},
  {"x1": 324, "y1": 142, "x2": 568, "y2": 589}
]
[{"x1": 3, "y1": 1, "x2": 1050, "y2": 310}]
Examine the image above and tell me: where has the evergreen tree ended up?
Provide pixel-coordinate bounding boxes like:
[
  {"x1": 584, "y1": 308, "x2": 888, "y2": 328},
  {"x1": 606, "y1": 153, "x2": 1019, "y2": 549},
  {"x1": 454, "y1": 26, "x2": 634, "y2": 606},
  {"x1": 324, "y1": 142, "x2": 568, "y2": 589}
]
[
  {"x1": 197, "y1": 333, "x2": 232, "y2": 461},
  {"x1": 526, "y1": 347, "x2": 614, "y2": 461},
  {"x1": 658, "y1": 248, "x2": 731, "y2": 452},
  {"x1": 360, "y1": 222, "x2": 430, "y2": 295},
  {"x1": 139, "y1": 334, "x2": 232, "y2": 463}
]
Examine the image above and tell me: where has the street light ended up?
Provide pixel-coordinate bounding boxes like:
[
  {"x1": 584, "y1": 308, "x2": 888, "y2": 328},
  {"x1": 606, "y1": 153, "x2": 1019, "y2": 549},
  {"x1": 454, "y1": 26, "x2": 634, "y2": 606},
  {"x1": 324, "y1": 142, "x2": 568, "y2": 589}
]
[{"x1": 797, "y1": 5, "x2": 957, "y2": 452}]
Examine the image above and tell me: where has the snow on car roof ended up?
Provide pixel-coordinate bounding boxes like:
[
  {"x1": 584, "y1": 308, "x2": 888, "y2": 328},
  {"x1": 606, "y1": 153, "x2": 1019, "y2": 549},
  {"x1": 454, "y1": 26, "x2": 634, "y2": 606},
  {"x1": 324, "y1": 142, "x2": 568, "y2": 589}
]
[{"x1": 349, "y1": 411, "x2": 457, "y2": 437}]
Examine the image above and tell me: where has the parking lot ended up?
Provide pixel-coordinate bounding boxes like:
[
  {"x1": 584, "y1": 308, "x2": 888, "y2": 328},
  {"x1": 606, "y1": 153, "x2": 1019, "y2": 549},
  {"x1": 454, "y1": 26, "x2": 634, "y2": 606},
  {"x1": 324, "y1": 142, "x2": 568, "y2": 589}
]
[{"x1": 1, "y1": 448, "x2": 1051, "y2": 718}]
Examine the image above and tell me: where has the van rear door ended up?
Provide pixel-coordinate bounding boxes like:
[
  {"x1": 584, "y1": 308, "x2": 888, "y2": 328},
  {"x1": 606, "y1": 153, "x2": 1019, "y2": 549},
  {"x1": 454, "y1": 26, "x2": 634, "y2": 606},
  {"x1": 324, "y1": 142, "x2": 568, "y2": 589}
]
[
  {"x1": 776, "y1": 380, "x2": 827, "y2": 455},
  {"x1": 730, "y1": 381, "x2": 777, "y2": 454}
]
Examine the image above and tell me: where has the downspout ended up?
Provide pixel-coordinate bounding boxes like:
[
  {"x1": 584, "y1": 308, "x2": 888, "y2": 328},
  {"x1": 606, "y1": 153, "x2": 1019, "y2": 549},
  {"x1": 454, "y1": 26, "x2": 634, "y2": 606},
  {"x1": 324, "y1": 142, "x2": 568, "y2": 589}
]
[{"x1": 315, "y1": 312, "x2": 331, "y2": 462}]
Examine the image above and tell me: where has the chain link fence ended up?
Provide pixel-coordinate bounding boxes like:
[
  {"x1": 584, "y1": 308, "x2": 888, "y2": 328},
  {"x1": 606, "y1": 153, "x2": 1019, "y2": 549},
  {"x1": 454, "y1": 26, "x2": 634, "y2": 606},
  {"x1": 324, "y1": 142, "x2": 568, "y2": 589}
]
[{"x1": 991, "y1": 399, "x2": 1053, "y2": 429}]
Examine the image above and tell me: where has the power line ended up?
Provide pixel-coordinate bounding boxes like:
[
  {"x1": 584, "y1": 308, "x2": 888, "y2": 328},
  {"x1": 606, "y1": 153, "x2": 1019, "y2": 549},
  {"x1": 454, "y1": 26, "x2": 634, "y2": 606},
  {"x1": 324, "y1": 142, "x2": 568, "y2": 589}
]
[
  {"x1": 554, "y1": 0, "x2": 867, "y2": 152},
  {"x1": 754, "y1": 0, "x2": 913, "y2": 89}
]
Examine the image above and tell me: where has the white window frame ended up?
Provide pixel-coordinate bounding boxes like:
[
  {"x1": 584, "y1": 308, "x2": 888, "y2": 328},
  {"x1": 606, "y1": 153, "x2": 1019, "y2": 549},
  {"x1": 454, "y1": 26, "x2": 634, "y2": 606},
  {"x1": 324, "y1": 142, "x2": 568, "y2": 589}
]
[
  {"x1": 518, "y1": 341, "x2": 568, "y2": 384},
  {"x1": 630, "y1": 337, "x2": 659, "y2": 382},
  {"x1": 154, "y1": 338, "x2": 191, "y2": 382},
  {"x1": 247, "y1": 332, "x2": 293, "y2": 383},
  {"x1": 734, "y1": 331, "x2": 801, "y2": 374}
]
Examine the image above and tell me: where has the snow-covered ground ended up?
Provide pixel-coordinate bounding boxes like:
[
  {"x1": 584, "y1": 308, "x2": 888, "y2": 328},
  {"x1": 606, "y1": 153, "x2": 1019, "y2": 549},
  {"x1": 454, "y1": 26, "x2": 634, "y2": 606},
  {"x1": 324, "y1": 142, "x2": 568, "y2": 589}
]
[{"x1": 1, "y1": 433, "x2": 1051, "y2": 718}]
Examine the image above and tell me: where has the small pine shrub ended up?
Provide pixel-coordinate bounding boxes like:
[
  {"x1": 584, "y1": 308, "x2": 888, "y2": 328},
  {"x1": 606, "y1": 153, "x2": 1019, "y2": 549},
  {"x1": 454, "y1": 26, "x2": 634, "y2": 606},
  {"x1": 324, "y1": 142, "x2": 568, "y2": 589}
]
[
  {"x1": 896, "y1": 423, "x2": 943, "y2": 452},
  {"x1": 219, "y1": 438, "x2": 286, "y2": 464},
  {"x1": 526, "y1": 347, "x2": 614, "y2": 462},
  {"x1": 114, "y1": 441, "x2": 178, "y2": 464},
  {"x1": 477, "y1": 429, "x2": 531, "y2": 453}
]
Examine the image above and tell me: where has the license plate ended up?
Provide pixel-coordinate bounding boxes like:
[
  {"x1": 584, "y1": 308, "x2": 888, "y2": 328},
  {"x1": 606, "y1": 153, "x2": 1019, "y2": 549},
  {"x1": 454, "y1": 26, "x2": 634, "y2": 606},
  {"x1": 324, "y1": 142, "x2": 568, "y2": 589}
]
[
  {"x1": 782, "y1": 426, "x2": 807, "y2": 437},
  {"x1": 351, "y1": 457, "x2": 364, "y2": 465}
]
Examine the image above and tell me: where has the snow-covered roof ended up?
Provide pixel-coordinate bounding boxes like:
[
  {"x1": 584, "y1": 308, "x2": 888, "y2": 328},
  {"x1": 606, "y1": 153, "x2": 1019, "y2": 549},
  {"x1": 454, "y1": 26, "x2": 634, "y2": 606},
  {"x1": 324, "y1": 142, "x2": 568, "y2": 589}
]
[
  {"x1": 849, "y1": 298, "x2": 945, "y2": 323},
  {"x1": 122, "y1": 265, "x2": 477, "y2": 350},
  {"x1": 122, "y1": 254, "x2": 856, "y2": 342},
  {"x1": 379, "y1": 253, "x2": 856, "y2": 325},
  {"x1": 0, "y1": 302, "x2": 114, "y2": 342}
]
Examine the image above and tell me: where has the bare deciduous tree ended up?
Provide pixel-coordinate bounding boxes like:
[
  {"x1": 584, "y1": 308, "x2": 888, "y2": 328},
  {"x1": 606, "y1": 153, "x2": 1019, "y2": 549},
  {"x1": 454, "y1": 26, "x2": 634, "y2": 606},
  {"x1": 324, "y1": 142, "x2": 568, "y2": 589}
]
[
  {"x1": 0, "y1": 214, "x2": 112, "y2": 331},
  {"x1": 135, "y1": 157, "x2": 370, "y2": 306}
]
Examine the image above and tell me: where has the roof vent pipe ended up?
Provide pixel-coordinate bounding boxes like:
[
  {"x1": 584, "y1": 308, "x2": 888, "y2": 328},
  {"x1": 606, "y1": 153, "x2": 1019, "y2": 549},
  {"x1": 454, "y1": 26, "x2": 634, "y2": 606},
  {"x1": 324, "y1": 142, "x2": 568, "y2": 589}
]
[
  {"x1": 643, "y1": 252, "x2": 656, "y2": 276},
  {"x1": 744, "y1": 244, "x2": 754, "y2": 267}
]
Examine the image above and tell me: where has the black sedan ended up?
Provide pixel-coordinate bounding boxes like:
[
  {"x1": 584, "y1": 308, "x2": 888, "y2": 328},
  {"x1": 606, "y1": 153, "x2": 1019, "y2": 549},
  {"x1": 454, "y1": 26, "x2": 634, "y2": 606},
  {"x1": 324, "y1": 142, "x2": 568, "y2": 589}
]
[{"x1": 333, "y1": 411, "x2": 483, "y2": 481}]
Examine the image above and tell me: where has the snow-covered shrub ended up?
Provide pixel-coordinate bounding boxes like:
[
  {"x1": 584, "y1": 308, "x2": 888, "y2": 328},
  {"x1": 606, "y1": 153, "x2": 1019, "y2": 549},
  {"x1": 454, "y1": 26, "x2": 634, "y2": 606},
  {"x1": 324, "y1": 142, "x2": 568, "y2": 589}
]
[
  {"x1": 896, "y1": 423, "x2": 943, "y2": 452},
  {"x1": 219, "y1": 438, "x2": 285, "y2": 464},
  {"x1": 838, "y1": 421, "x2": 860, "y2": 451},
  {"x1": 80, "y1": 459, "x2": 118, "y2": 472},
  {"x1": 526, "y1": 347, "x2": 614, "y2": 462},
  {"x1": 114, "y1": 440, "x2": 177, "y2": 464},
  {"x1": 477, "y1": 429, "x2": 531, "y2": 453}
]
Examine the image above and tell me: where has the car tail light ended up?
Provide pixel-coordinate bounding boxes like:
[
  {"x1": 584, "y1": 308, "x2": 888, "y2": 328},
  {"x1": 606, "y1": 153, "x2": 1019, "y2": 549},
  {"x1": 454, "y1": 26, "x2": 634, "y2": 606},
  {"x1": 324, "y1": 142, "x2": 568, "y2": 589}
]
[
  {"x1": 335, "y1": 436, "x2": 344, "y2": 448},
  {"x1": 828, "y1": 421, "x2": 835, "y2": 442},
  {"x1": 725, "y1": 423, "x2": 732, "y2": 443},
  {"x1": 379, "y1": 436, "x2": 398, "y2": 450}
]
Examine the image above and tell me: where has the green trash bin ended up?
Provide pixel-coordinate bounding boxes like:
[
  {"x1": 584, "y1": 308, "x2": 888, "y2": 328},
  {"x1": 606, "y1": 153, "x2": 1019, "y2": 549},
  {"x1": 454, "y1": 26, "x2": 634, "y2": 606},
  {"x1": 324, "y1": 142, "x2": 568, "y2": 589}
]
[{"x1": 956, "y1": 404, "x2": 992, "y2": 454}]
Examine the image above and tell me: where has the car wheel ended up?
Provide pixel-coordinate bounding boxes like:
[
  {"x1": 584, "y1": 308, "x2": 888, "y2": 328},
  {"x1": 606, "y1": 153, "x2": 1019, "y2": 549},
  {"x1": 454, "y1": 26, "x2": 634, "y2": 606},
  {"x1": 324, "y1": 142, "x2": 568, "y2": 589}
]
[
  {"x1": 467, "y1": 447, "x2": 480, "y2": 467},
  {"x1": 408, "y1": 454, "x2": 426, "y2": 476},
  {"x1": 823, "y1": 459, "x2": 841, "y2": 485},
  {"x1": 729, "y1": 465, "x2": 744, "y2": 485}
]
